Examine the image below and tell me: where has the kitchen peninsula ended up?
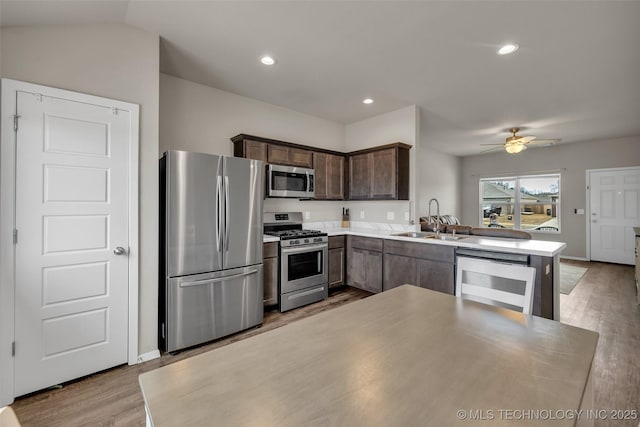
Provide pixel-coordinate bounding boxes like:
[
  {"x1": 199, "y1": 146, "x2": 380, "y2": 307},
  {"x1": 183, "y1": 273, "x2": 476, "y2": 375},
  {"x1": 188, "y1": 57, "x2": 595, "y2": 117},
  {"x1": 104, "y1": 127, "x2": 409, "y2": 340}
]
[
  {"x1": 139, "y1": 285, "x2": 597, "y2": 427},
  {"x1": 265, "y1": 225, "x2": 566, "y2": 320}
]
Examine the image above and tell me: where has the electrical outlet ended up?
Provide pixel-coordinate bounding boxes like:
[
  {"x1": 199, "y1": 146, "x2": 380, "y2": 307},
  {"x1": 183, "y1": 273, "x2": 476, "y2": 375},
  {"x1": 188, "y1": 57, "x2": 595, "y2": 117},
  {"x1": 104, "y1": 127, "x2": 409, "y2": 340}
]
[
  {"x1": 387, "y1": 212, "x2": 395, "y2": 220},
  {"x1": 304, "y1": 211, "x2": 310, "y2": 220},
  {"x1": 360, "y1": 210, "x2": 365, "y2": 219},
  {"x1": 575, "y1": 208, "x2": 585, "y2": 215},
  {"x1": 404, "y1": 212, "x2": 410, "y2": 221}
]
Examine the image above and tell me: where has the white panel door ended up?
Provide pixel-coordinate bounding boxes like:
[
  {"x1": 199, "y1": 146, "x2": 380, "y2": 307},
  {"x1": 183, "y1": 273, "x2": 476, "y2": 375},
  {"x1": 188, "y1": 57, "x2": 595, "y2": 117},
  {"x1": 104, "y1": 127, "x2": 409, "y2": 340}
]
[
  {"x1": 14, "y1": 91, "x2": 130, "y2": 396},
  {"x1": 590, "y1": 168, "x2": 640, "y2": 265}
]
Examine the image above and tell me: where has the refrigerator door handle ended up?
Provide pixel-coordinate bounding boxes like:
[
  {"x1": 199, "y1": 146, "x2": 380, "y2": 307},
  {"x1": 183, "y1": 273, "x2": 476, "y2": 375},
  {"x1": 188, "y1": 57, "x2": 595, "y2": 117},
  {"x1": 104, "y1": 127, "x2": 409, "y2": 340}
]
[
  {"x1": 179, "y1": 268, "x2": 259, "y2": 288},
  {"x1": 216, "y1": 176, "x2": 223, "y2": 252},
  {"x1": 224, "y1": 175, "x2": 230, "y2": 251}
]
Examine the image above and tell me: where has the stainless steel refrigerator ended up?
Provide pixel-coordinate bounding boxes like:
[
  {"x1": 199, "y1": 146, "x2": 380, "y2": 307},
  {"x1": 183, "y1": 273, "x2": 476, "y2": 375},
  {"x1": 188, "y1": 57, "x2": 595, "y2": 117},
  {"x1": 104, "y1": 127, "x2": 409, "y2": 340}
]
[{"x1": 159, "y1": 150, "x2": 263, "y2": 352}]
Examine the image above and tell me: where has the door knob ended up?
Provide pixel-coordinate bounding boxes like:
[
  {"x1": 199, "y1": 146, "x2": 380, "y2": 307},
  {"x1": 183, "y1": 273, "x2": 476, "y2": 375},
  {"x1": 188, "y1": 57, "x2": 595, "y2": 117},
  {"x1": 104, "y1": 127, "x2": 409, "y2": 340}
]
[{"x1": 113, "y1": 246, "x2": 127, "y2": 255}]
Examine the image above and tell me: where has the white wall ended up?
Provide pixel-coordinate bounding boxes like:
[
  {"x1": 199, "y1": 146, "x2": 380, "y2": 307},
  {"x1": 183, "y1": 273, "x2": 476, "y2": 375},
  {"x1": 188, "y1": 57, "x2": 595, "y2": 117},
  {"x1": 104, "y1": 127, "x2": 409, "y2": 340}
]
[
  {"x1": 160, "y1": 73, "x2": 344, "y2": 155},
  {"x1": 415, "y1": 147, "x2": 461, "y2": 221},
  {"x1": 460, "y1": 136, "x2": 640, "y2": 258},
  {"x1": 1, "y1": 24, "x2": 160, "y2": 355},
  {"x1": 160, "y1": 74, "x2": 347, "y2": 221},
  {"x1": 344, "y1": 106, "x2": 419, "y2": 225}
]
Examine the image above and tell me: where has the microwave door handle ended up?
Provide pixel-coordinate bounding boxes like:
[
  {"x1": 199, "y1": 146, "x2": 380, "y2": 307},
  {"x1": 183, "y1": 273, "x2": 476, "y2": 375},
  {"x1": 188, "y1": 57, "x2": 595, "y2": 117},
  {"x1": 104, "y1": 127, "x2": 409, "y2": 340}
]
[
  {"x1": 216, "y1": 176, "x2": 222, "y2": 252},
  {"x1": 306, "y1": 171, "x2": 310, "y2": 192},
  {"x1": 267, "y1": 166, "x2": 275, "y2": 197},
  {"x1": 318, "y1": 251, "x2": 321, "y2": 272}
]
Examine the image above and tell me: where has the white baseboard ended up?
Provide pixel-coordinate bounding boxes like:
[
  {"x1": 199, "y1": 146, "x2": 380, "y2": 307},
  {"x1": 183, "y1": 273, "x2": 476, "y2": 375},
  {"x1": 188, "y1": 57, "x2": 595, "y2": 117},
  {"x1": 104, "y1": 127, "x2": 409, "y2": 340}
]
[
  {"x1": 560, "y1": 255, "x2": 590, "y2": 262},
  {"x1": 137, "y1": 350, "x2": 160, "y2": 363}
]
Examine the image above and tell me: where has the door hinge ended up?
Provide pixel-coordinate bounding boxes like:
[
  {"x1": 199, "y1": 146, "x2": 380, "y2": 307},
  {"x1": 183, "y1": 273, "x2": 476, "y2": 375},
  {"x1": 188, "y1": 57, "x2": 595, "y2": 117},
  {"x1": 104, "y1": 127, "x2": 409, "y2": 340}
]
[
  {"x1": 13, "y1": 115, "x2": 20, "y2": 132},
  {"x1": 12, "y1": 341, "x2": 15, "y2": 357},
  {"x1": 13, "y1": 229, "x2": 18, "y2": 244}
]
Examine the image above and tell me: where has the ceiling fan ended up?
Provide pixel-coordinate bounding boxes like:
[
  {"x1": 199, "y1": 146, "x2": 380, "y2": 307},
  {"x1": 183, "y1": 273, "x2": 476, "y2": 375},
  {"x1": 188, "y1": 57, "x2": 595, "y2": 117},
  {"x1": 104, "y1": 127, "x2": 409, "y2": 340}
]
[{"x1": 482, "y1": 128, "x2": 561, "y2": 154}]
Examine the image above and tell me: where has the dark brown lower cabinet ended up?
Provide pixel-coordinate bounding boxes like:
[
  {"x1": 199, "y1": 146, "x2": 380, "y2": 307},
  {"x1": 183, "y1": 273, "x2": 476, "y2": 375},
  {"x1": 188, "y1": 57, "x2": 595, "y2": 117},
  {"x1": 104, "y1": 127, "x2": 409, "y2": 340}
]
[
  {"x1": 346, "y1": 236, "x2": 383, "y2": 293},
  {"x1": 529, "y1": 255, "x2": 554, "y2": 319},
  {"x1": 383, "y1": 240, "x2": 455, "y2": 294},
  {"x1": 328, "y1": 236, "x2": 345, "y2": 287},
  {"x1": 263, "y1": 242, "x2": 279, "y2": 306}
]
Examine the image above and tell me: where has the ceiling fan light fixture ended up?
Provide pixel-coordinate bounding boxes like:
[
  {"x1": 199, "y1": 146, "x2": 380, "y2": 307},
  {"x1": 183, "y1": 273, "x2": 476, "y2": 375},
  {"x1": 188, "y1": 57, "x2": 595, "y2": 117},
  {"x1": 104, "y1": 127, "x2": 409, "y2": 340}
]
[
  {"x1": 497, "y1": 43, "x2": 519, "y2": 55},
  {"x1": 505, "y1": 143, "x2": 526, "y2": 154}
]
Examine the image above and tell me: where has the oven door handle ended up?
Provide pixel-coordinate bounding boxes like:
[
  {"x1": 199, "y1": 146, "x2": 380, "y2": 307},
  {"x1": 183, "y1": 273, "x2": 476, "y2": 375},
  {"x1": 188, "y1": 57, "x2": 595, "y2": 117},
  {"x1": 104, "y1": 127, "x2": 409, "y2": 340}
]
[{"x1": 280, "y1": 243, "x2": 327, "y2": 255}]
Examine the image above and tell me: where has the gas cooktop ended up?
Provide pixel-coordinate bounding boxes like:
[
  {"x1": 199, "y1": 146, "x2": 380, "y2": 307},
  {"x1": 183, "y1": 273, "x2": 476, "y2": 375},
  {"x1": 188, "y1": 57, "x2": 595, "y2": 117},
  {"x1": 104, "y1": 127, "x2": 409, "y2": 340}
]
[{"x1": 265, "y1": 229, "x2": 327, "y2": 240}]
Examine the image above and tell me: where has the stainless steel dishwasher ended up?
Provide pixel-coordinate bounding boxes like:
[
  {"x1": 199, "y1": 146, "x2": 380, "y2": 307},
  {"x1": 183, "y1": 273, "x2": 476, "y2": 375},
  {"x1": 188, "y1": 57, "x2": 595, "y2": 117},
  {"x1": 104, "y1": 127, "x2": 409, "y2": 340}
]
[{"x1": 455, "y1": 248, "x2": 535, "y2": 312}]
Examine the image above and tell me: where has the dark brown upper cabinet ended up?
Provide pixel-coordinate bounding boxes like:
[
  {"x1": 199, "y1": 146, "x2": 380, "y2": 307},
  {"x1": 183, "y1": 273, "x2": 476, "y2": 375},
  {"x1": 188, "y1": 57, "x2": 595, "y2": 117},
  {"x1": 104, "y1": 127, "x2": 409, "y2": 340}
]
[
  {"x1": 347, "y1": 143, "x2": 411, "y2": 200},
  {"x1": 267, "y1": 145, "x2": 313, "y2": 168},
  {"x1": 233, "y1": 134, "x2": 318, "y2": 169},
  {"x1": 236, "y1": 139, "x2": 268, "y2": 163},
  {"x1": 313, "y1": 152, "x2": 345, "y2": 200},
  {"x1": 231, "y1": 135, "x2": 411, "y2": 201}
]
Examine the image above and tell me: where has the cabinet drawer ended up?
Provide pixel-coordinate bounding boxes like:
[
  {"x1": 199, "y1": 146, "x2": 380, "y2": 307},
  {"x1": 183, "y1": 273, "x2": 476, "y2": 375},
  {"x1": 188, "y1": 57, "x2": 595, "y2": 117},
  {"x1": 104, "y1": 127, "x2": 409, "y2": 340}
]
[
  {"x1": 263, "y1": 242, "x2": 279, "y2": 258},
  {"x1": 384, "y1": 239, "x2": 454, "y2": 263},
  {"x1": 328, "y1": 235, "x2": 345, "y2": 249},
  {"x1": 349, "y1": 235, "x2": 384, "y2": 252}
]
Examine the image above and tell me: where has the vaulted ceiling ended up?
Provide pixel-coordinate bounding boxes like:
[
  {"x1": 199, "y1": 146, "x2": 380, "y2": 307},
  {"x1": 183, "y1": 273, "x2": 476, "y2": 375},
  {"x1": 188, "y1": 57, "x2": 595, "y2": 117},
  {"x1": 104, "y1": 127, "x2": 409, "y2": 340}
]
[{"x1": 2, "y1": 1, "x2": 639, "y2": 156}]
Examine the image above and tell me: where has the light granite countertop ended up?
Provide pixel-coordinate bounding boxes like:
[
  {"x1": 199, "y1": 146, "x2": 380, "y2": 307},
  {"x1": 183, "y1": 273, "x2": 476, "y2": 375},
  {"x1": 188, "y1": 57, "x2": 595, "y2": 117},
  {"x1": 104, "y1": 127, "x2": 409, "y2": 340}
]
[{"x1": 262, "y1": 221, "x2": 566, "y2": 257}]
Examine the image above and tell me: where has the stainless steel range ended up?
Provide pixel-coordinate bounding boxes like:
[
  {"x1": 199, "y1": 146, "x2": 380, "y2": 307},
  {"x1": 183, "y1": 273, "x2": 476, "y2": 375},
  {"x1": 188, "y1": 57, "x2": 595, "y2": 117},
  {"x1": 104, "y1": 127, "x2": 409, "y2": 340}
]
[{"x1": 264, "y1": 212, "x2": 328, "y2": 312}]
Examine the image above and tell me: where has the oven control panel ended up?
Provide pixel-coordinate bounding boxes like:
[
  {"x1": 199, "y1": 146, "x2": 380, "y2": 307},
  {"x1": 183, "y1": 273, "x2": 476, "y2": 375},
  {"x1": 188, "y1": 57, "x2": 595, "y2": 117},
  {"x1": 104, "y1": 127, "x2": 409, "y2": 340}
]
[{"x1": 280, "y1": 235, "x2": 328, "y2": 247}]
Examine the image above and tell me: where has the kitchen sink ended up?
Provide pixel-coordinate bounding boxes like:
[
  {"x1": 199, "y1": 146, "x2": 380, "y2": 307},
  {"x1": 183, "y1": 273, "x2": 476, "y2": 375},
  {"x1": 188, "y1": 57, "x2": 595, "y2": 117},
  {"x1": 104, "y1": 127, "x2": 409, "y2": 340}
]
[
  {"x1": 391, "y1": 231, "x2": 434, "y2": 238},
  {"x1": 424, "y1": 234, "x2": 467, "y2": 241},
  {"x1": 391, "y1": 231, "x2": 467, "y2": 241}
]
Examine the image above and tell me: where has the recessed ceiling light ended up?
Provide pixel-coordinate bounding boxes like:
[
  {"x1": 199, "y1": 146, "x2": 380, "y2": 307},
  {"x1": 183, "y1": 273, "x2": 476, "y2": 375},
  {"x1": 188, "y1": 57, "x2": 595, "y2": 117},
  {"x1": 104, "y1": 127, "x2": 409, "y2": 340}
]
[
  {"x1": 497, "y1": 44, "x2": 519, "y2": 55},
  {"x1": 260, "y1": 55, "x2": 276, "y2": 66},
  {"x1": 363, "y1": 98, "x2": 374, "y2": 105}
]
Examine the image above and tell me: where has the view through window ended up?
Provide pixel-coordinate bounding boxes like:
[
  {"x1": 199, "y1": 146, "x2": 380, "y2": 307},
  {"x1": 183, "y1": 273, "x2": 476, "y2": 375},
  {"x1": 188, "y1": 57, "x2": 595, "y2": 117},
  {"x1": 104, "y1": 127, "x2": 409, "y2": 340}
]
[{"x1": 479, "y1": 174, "x2": 560, "y2": 232}]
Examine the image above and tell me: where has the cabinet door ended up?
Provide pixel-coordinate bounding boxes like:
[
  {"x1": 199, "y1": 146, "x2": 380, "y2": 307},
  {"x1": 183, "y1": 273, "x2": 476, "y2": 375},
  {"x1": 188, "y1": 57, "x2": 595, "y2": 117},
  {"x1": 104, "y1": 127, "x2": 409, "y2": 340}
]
[
  {"x1": 383, "y1": 253, "x2": 417, "y2": 291},
  {"x1": 371, "y1": 148, "x2": 397, "y2": 199},
  {"x1": 328, "y1": 247, "x2": 345, "y2": 287},
  {"x1": 349, "y1": 153, "x2": 371, "y2": 199},
  {"x1": 263, "y1": 242, "x2": 279, "y2": 306},
  {"x1": 364, "y1": 251, "x2": 383, "y2": 293},
  {"x1": 267, "y1": 144, "x2": 291, "y2": 165},
  {"x1": 416, "y1": 259, "x2": 454, "y2": 294},
  {"x1": 313, "y1": 152, "x2": 328, "y2": 199},
  {"x1": 347, "y1": 246, "x2": 367, "y2": 290},
  {"x1": 263, "y1": 257, "x2": 279, "y2": 305},
  {"x1": 289, "y1": 148, "x2": 313, "y2": 168},
  {"x1": 314, "y1": 152, "x2": 345, "y2": 200},
  {"x1": 327, "y1": 154, "x2": 345, "y2": 199},
  {"x1": 244, "y1": 140, "x2": 268, "y2": 163}
]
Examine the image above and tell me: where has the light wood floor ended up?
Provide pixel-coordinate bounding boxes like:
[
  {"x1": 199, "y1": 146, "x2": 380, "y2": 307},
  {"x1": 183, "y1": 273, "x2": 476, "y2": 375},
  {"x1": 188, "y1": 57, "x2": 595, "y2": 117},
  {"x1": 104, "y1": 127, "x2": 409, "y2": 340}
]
[
  {"x1": 559, "y1": 260, "x2": 639, "y2": 427},
  {"x1": 11, "y1": 261, "x2": 640, "y2": 427}
]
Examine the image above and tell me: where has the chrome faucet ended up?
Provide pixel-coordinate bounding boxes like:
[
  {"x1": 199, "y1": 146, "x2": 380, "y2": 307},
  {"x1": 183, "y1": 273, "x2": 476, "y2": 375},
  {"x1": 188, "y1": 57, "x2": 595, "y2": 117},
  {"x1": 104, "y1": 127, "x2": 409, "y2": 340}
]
[{"x1": 428, "y1": 198, "x2": 441, "y2": 238}]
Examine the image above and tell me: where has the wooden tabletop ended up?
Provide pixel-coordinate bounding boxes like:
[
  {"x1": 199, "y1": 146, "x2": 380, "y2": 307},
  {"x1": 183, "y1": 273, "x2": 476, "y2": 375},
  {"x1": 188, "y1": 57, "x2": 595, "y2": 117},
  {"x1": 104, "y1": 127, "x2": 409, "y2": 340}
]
[{"x1": 139, "y1": 285, "x2": 598, "y2": 426}]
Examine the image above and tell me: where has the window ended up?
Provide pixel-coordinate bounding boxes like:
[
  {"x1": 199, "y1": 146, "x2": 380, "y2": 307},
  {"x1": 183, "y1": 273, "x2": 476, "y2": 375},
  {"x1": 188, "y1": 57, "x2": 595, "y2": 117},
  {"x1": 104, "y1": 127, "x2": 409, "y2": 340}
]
[{"x1": 479, "y1": 174, "x2": 560, "y2": 232}]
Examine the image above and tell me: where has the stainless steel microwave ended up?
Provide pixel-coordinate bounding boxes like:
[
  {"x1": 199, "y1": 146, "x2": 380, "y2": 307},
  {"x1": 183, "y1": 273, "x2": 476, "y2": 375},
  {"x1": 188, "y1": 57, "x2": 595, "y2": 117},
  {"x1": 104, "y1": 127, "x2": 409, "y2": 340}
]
[{"x1": 266, "y1": 164, "x2": 315, "y2": 198}]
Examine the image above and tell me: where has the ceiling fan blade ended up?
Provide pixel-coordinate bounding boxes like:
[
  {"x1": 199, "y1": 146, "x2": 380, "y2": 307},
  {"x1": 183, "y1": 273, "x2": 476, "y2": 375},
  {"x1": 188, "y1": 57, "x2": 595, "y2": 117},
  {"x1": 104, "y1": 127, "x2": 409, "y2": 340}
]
[
  {"x1": 518, "y1": 136, "x2": 536, "y2": 143},
  {"x1": 480, "y1": 143, "x2": 507, "y2": 146},
  {"x1": 529, "y1": 138, "x2": 562, "y2": 144},
  {"x1": 480, "y1": 146, "x2": 503, "y2": 154}
]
